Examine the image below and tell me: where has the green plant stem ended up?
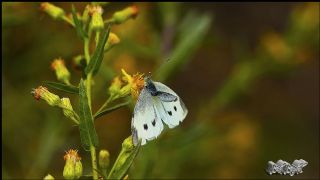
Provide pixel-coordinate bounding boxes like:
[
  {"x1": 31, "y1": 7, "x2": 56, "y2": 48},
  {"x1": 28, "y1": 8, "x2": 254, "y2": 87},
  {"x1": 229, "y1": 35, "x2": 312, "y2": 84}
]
[
  {"x1": 84, "y1": 39, "x2": 90, "y2": 64},
  {"x1": 84, "y1": 29, "x2": 93, "y2": 108},
  {"x1": 84, "y1": 29, "x2": 98, "y2": 180},
  {"x1": 86, "y1": 73, "x2": 93, "y2": 109},
  {"x1": 95, "y1": 95, "x2": 114, "y2": 115},
  {"x1": 95, "y1": 31, "x2": 100, "y2": 45},
  {"x1": 90, "y1": 145, "x2": 99, "y2": 180}
]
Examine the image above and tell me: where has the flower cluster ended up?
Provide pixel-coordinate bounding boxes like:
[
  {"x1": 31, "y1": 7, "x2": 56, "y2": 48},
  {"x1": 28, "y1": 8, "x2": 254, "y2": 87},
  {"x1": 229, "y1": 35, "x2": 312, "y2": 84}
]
[
  {"x1": 31, "y1": 86, "x2": 78, "y2": 124},
  {"x1": 108, "y1": 69, "x2": 145, "y2": 101}
]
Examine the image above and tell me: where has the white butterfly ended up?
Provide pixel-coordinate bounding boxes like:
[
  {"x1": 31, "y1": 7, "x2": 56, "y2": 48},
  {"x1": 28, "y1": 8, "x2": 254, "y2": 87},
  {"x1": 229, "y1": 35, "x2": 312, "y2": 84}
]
[{"x1": 131, "y1": 77, "x2": 188, "y2": 146}]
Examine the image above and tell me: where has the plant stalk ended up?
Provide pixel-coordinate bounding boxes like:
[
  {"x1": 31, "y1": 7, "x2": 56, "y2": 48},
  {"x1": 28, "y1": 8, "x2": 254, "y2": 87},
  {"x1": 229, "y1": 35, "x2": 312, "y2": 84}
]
[
  {"x1": 84, "y1": 29, "x2": 98, "y2": 180},
  {"x1": 90, "y1": 145, "x2": 99, "y2": 180},
  {"x1": 95, "y1": 95, "x2": 114, "y2": 116}
]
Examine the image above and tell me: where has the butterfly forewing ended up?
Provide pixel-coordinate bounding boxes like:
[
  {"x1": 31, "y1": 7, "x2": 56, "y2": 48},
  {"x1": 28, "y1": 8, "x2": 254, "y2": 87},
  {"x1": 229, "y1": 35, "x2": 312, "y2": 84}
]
[{"x1": 153, "y1": 81, "x2": 188, "y2": 128}]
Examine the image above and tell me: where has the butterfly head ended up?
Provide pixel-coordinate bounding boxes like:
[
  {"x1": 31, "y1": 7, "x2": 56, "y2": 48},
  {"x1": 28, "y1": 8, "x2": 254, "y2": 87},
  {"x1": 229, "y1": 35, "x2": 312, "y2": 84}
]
[
  {"x1": 144, "y1": 72, "x2": 153, "y2": 86},
  {"x1": 144, "y1": 74, "x2": 157, "y2": 96}
]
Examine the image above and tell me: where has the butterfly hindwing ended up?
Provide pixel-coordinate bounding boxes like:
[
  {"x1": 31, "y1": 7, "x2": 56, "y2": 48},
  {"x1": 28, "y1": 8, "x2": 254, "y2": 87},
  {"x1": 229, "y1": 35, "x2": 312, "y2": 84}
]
[
  {"x1": 132, "y1": 88, "x2": 164, "y2": 145},
  {"x1": 153, "y1": 81, "x2": 188, "y2": 128}
]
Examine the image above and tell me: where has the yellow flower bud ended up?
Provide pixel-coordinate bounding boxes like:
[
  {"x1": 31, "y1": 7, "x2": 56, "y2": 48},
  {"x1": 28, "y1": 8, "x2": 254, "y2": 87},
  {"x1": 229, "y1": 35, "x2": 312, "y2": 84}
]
[
  {"x1": 122, "y1": 136, "x2": 134, "y2": 151},
  {"x1": 104, "y1": 32, "x2": 120, "y2": 51},
  {"x1": 43, "y1": 174, "x2": 55, "y2": 180},
  {"x1": 111, "y1": 6, "x2": 139, "y2": 24},
  {"x1": 119, "y1": 84, "x2": 131, "y2": 98},
  {"x1": 51, "y1": 58, "x2": 71, "y2": 85},
  {"x1": 75, "y1": 161, "x2": 83, "y2": 179},
  {"x1": 31, "y1": 86, "x2": 61, "y2": 106},
  {"x1": 40, "y1": 2, "x2": 65, "y2": 20},
  {"x1": 63, "y1": 160, "x2": 75, "y2": 179},
  {"x1": 72, "y1": 55, "x2": 86, "y2": 71},
  {"x1": 109, "y1": 76, "x2": 122, "y2": 96},
  {"x1": 63, "y1": 149, "x2": 82, "y2": 179},
  {"x1": 89, "y1": 5, "x2": 104, "y2": 31},
  {"x1": 99, "y1": 149, "x2": 110, "y2": 170},
  {"x1": 60, "y1": 98, "x2": 77, "y2": 123}
]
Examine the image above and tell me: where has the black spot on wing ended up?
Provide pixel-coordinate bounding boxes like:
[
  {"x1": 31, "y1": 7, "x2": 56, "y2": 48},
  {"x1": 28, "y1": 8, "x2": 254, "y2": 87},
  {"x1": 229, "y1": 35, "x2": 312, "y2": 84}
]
[
  {"x1": 152, "y1": 119, "x2": 156, "y2": 126},
  {"x1": 144, "y1": 124, "x2": 148, "y2": 130},
  {"x1": 174, "y1": 106, "x2": 177, "y2": 111},
  {"x1": 168, "y1": 111, "x2": 172, "y2": 116}
]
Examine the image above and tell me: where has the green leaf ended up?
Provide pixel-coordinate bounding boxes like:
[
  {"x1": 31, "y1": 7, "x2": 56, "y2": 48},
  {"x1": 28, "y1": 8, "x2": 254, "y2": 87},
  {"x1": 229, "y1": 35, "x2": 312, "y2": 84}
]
[
  {"x1": 71, "y1": 5, "x2": 87, "y2": 39},
  {"x1": 155, "y1": 12, "x2": 212, "y2": 81},
  {"x1": 85, "y1": 25, "x2": 111, "y2": 76},
  {"x1": 94, "y1": 101, "x2": 130, "y2": 120},
  {"x1": 44, "y1": 81, "x2": 79, "y2": 94},
  {"x1": 78, "y1": 79, "x2": 99, "y2": 150},
  {"x1": 108, "y1": 137, "x2": 141, "y2": 179}
]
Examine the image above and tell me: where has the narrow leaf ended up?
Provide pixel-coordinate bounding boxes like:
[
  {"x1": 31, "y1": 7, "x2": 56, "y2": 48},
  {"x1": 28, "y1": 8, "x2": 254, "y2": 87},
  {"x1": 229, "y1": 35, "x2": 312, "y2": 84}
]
[
  {"x1": 94, "y1": 101, "x2": 130, "y2": 120},
  {"x1": 155, "y1": 13, "x2": 212, "y2": 81},
  {"x1": 85, "y1": 25, "x2": 111, "y2": 76},
  {"x1": 71, "y1": 5, "x2": 87, "y2": 39},
  {"x1": 44, "y1": 81, "x2": 79, "y2": 94},
  {"x1": 108, "y1": 137, "x2": 141, "y2": 179},
  {"x1": 78, "y1": 79, "x2": 99, "y2": 150}
]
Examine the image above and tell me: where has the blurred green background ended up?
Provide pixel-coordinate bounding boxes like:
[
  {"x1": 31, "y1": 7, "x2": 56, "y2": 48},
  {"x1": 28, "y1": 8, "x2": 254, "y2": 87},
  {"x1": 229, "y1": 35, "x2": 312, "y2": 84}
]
[{"x1": 2, "y1": 2, "x2": 319, "y2": 179}]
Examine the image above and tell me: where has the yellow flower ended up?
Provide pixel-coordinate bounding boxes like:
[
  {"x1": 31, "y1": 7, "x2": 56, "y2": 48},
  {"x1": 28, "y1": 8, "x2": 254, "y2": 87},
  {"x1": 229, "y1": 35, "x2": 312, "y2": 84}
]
[
  {"x1": 64, "y1": 149, "x2": 81, "y2": 162},
  {"x1": 63, "y1": 149, "x2": 82, "y2": 179},
  {"x1": 88, "y1": 5, "x2": 104, "y2": 31},
  {"x1": 121, "y1": 69, "x2": 144, "y2": 101}
]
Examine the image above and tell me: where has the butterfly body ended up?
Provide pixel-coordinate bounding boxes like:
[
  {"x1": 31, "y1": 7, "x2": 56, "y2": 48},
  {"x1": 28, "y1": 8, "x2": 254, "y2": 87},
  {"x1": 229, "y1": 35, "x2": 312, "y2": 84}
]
[{"x1": 131, "y1": 77, "x2": 188, "y2": 146}]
